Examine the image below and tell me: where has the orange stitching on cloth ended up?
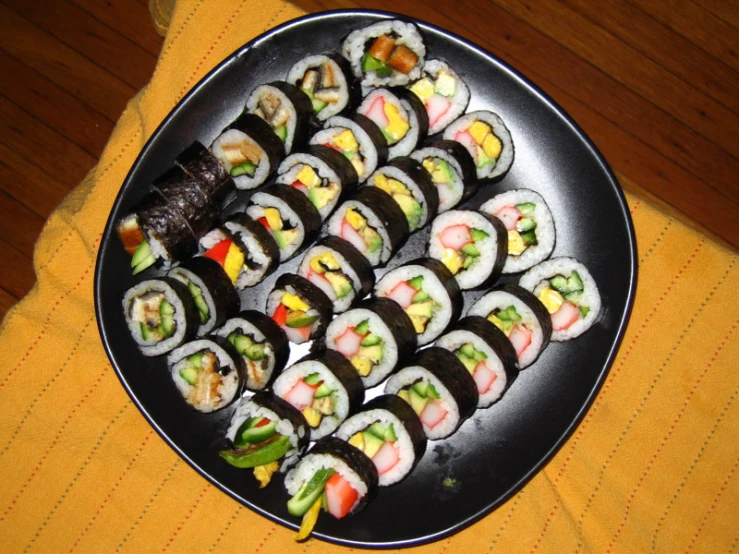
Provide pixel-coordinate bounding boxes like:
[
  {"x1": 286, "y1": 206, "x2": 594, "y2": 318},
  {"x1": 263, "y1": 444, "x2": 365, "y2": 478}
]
[
  {"x1": 206, "y1": 505, "x2": 243, "y2": 553},
  {"x1": 252, "y1": 525, "x2": 276, "y2": 553},
  {"x1": 160, "y1": 485, "x2": 210, "y2": 552},
  {"x1": 528, "y1": 500, "x2": 559, "y2": 553},
  {"x1": 640, "y1": 220, "x2": 674, "y2": 265},
  {"x1": 67, "y1": 431, "x2": 155, "y2": 554},
  {"x1": 604, "y1": 321, "x2": 739, "y2": 553},
  {"x1": 0, "y1": 366, "x2": 109, "y2": 522},
  {"x1": 156, "y1": 0, "x2": 206, "y2": 67},
  {"x1": 486, "y1": 491, "x2": 524, "y2": 552}
]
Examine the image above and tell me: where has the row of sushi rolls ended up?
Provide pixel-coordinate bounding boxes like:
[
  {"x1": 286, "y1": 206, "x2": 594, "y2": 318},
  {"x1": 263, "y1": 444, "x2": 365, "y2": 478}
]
[{"x1": 117, "y1": 20, "x2": 602, "y2": 539}]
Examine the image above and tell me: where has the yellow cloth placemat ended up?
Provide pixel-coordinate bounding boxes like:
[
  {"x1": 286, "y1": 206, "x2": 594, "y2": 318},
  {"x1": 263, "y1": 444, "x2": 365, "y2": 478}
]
[{"x1": 1, "y1": 1, "x2": 737, "y2": 552}]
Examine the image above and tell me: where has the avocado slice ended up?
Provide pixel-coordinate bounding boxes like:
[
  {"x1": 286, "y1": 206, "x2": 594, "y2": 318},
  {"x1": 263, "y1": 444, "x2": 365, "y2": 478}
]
[
  {"x1": 406, "y1": 300, "x2": 434, "y2": 318},
  {"x1": 274, "y1": 124, "x2": 288, "y2": 142},
  {"x1": 456, "y1": 352, "x2": 477, "y2": 373},
  {"x1": 366, "y1": 422, "x2": 387, "y2": 440},
  {"x1": 234, "y1": 419, "x2": 278, "y2": 447},
  {"x1": 460, "y1": 243, "x2": 480, "y2": 257},
  {"x1": 219, "y1": 435, "x2": 291, "y2": 469},
  {"x1": 361, "y1": 431, "x2": 385, "y2": 458},
  {"x1": 287, "y1": 467, "x2": 335, "y2": 517},
  {"x1": 430, "y1": 158, "x2": 454, "y2": 183},
  {"x1": 308, "y1": 186, "x2": 335, "y2": 210},
  {"x1": 407, "y1": 275, "x2": 424, "y2": 290},
  {"x1": 358, "y1": 344, "x2": 383, "y2": 363},
  {"x1": 313, "y1": 383, "x2": 333, "y2": 399},
  {"x1": 285, "y1": 310, "x2": 318, "y2": 329},
  {"x1": 323, "y1": 271, "x2": 353, "y2": 299},
  {"x1": 230, "y1": 161, "x2": 256, "y2": 177},
  {"x1": 469, "y1": 228, "x2": 489, "y2": 242},
  {"x1": 412, "y1": 289, "x2": 430, "y2": 303},
  {"x1": 354, "y1": 320, "x2": 370, "y2": 335},
  {"x1": 360, "y1": 333, "x2": 382, "y2": 347},
  {"x1": 366, "y1": 232, "x2": 382, "y2": 254},
  {"x1": 408, "y1": 387, "x2": 427, "y2": 415},
  {"x1": 179, "y1": 365, "x2": 198, "y2": 386},
  {"x1": 273, "y1": 228, "x2": 300, "y2": 249}
]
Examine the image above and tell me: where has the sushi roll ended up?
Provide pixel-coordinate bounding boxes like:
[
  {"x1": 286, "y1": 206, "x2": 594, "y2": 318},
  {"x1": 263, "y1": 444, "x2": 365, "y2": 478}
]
[
  {"x1": 275, "y1": 145, "x2": 359, "y2": 220},
  {"x1": 122, "y1": 277, "x2": 199, "y2": 357},
  {"x1": 443, "y1": 110, "x2": 514, "y2": 181},
  {"x1": 518, "y1": 257, "x2": 602, "y2": 341},
  {"x1": 286, "y1": 53, "x2": 359, "y2": 121},
  {"x1": 342, "y1": 19, "x2": 426, "y2": 87},
  {"x1": 167, "y1": 336, "x2": 244, "y2": 413},
  {"x1": 215, "y1": 310, "x2": 290, "y2": 391},
  {"x1": 151, "y1": 166, "x2": 219, "y2": 239},
  {"x1": 385, "y1": 347, "x2": 477, "y2": 440},
  {"x1": 436, "y1": 316, "x2": 519, "y2": 408},
  {"x1": 410, "y1": 140, "x2": 477, "y2": 213},
  {"x1": 357, "y1": 87, "x2": 428, "y2": 159},
  {"x1": 219, "y1": 391, "x2": 310, "y2": 485},
  {"x1": 325, "y1": 186, "x2": 409, "y2": 267},
  {"x1": 245, "y1": 81, "x2": 313, "y2": 154},
  {"x1": 318, "y1": 297, "x2": 417, "y2": 388},
  {"x1": 426, "y1": 209, "x2": 508, "y2": 290},
  {"x1": 336, "y1": 394, "x2": 426, "y2": 486},
  {"x1": 407, "y1": 59, "x2": 471, "y2": 135},
  {"x1": 273, "y1": 351, "x2": 365, "y2": 440},
  {"x1": 297, "y1": 236, "x2": 375, "y2": 314},
  {"x1": 374, "y1": 258, "x2": 463, "y2": 346},
  {"x1": 176, "y1": 140, "x2": 235, "y2": 209},
  {"x1": 167, "y1": 257, "x2": 240, "y2": 336},
  {"x1": 480, "y1": 189, "x2": 556, "y2": 274},
  {"x1": 310, "y1": 114, "x2": 388, "y2": 182},
  {"x1": 365, "y1": 156, "x2": 438, "y2": 232},
  {"x1": 246, "y1": 184, "x2": 322, "y2": 262},
  {"x1": 266, "y1": 274, "x2": 333, "y2": 345},
  {"x1": 211, "y1": 113, "x2": 285, "y2": 189},
  {"x1": 467, "y1": 284, "x2": 552, "y2": 368}
]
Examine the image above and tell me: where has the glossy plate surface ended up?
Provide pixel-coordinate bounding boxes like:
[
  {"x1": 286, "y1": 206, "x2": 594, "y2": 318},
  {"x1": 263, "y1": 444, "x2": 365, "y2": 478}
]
[{"x1": 95, "y1": 10, "x2": 636, "y2": 548}]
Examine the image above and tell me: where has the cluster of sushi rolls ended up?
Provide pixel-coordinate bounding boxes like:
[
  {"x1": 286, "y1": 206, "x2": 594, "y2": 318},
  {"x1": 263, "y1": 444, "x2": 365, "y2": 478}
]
[
  {"x1": 287, "y1": 53, "x2": 360, "y2": 121},
  {"x1": 246, "y1": 184, "x2": 322, "y2": 262},
  {"x1": 467, "y1": 284, "x2": 552, "y2": 368},
  {"x1": 246, "y1": 81, "x2": 313, "y2": 155},
  {"x1": 444, "y1": 110, "x2": 514, "y2": 181},
  {"x1": 365, "y1": 156, "x2": 438, "y2": 232},
  {"x1": 435, "y1": 316, "x2": 519, "y2": 408},
  {"x1": 276, "y1": 145, "x2": 359, "y2": 220},
  {"x1": 167, "y1": 336, "x2": 244, "y2": 413},
  {"x1": 374, "y1": 258, "x2": 463, "y2": 346},
  {"x1": 215, "y1": 310, "x2": 289, "y2": 391},
  {"x1": 336, "y1": 394, "x2": 426, "y2": 486},
  {"x1": 481, "y1": 189, "x2": 556, "y2": 273},
  {"x1": 407, "y1": 59, "x2": 471, "y2": 135},
  {"x1": 319, "y1": 297, "x2": 417, "y2": 388},
  {"x1": 357, "y1": 87, "x2": 428, "y2": 159},
  {"x1": 273, "y1": 350, "x2": 365, "y2": 440},
  {"x1": 427, "y1": 209, "x2": 508, "y2": 290},
  {"x1": 266, "y1": 273, "x2": 333, "y2": 345},
  {"x1": 410, "y1": 140, "x2": 477, "y2": 213},
  {"x1": 385, "y1": 347, "x2": 477, "y2": 439},
  {"x1": 297, "y1": 236, "x2": 375, "y2": 313},
  {"x1": 518, "y1": 257, "x2": 602, "y2": 341},
  {"x1": 326, "y1": 186, "x2": 409, "y2": 267}
]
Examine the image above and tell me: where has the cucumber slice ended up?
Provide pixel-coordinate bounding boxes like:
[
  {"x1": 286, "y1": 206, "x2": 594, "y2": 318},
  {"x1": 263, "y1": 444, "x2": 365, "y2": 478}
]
[
  {"x1": 568, "y1": 271, "x2": 584, "y2": 291},
  {"x1": 411, "y1": 381, "x2": 428, "y2": 398},
  {"x1": 285, "y1": 311, "x2": 319, "y2": 328},
  {"x1": 354, "y1": 320, "x2": 370, "y2": 335},
  {"x1": 459, "y1": 343, "x2": 477, "y2": 358},
  {"x1": 275, "y1": 124, "x2": 288, "y2": 142},
  {"x1": 140, "y1": 322, "x2": 153, "y2": 341},
  {"x1": 230, "y1": 161, "x2": 256, "y2": 177},
  {"x1": 313, "y1": 383, "x2": 333, "y2": 399},
  {"x1": 232, "y1": 334, "x2": 253, "y2": 354},
  {"x1": 160, "y1": 314, "x2": 175, "y2": 336},
  {"x1": 235, "y1": 420, "x2": 278, "y2": 447},
  {"x1": 132, "y1": 254, "x2": 156, "y2": 275},
  {"x1": 407, "y1": 275, "x2": 424, "y2": 290},
  {"x1": 469, "y1": 228, "x2": 489, "y2": 242},
  {"x1": 517, "y1": 217, "x2": 537, "y2": 232},
  {"x1": 287, "y1": 468, "x2": 335, "y2": 517},
  {"x1": 384, "y1": 423, "x2": 398, "y2": 442},
  {"x1": 520, "y1": 229, "x2": 538, "y2": 246},
  {"x1": 579, "y1": 306, "x2": 590, "y2": 318},
  {"x1": 219, "y1": 435, "x2": 291, "y2": 469},
  {"x1": 367, "y1": 422, "x2": 387, "y2": 440},
  {"x1": 408, "y1": 387, "x2": 427, "y2": 414},
  {"x1": 549, "y1": 275, "x2": 569, "y2": 293},
  {"x1": 245, "y1": 343, "x2": 266, "y2": 361},
  {"x1": 361, "y1": 53, "x2": 385, "y2": 72},
  {"x1": 460, "y1": 243, "x2": 480, "y2": 257},
  {"x1": 412, "y1": 290, "x2": 430, "y2": 303},
  {"x1": 303, "y1": 373, "x2": 322, "y2": 386},
  {"x1": 130, "y1": 240, "x2": 152, "y2": 267},
  {"x1": 426, "y1": 383, "x2": 441, "y2": 400},
  {"x1": 179, "y1": 366, "x2": 198, "y2": 386},
  {"x1": 462, "y1": 256, "x2": 475, "y2": 269},
  {"x1": 564, "y1": 290, "x2": 583, "y2": 303},
  {"x1": 516, "y1": 202, "x2": 536, "y2": 215},
  {"x1": 187, "y1": 352, "x2": 203, "y2": 367},
  {"x1": 159, "y1": 299, "x2": 174, "y2": 316},
  {"x1": 360, "y1": 333, "x2": 382, "y2": 347},
  {"x1": 311, "y1": 96, "x2": 328, "y2": 113}
]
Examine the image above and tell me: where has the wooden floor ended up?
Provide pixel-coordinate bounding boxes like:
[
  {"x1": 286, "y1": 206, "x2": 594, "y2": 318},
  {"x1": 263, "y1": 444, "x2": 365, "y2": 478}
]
[{"x1": 1, "y1": 0, "x2": 737, "y2": 320}]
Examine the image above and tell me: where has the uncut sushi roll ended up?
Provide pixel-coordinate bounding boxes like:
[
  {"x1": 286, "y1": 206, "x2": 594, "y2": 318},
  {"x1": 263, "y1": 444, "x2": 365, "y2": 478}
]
[
  {"x1": 211, "y1": 113, "x2": 285, "y2": 189},
  {"x1": 443, "y1": 110, "x2": 514, "y2": 181},
  {"x1": 246, "y1": 185, "x2": 322, "y2": 262},
  {"x1": 215, "y1": 310, "x2": 290, "y2": 391},
  {"x1": 365, "y1": 157, "x2": 438, "y2": 232},
  {"x1": 427, "y1": 209, "x2": 507, "y2": 290},
  {"x1": 167, "y1": 336, "x2": 244, "y2": 412},
  {"x1": 122, "y1": 277, "x2": 199, "y2": 357},
  {"x1": 176, "y1": 141, "x2": 235, "y2": 209},
  {"x1": 518, "y1": 257, "x2": 602, "y2": 341},
  {"x1": 266, "y1": 274, "x2": 333, "y2": 345},
  {"x1": 385, "y1": 347, "x2": 477, "y2": 440},
  {"x1": 318, "y1": 297, "x2": 417, "y2": 388},
  {"x1": 336, "y1": 394, "x2": 426, "y2": 486},
  {"x1": 326, "y1": 186, "x2": 409, "y2": 267},
  {"x1": 151, "y1": 166, "x2": 219, "y2": 239},
  {"x1": 297, "y1": 236, "x2": 375, "y2": 313},
  {"x1": 273, "y1": 351, "x2": 365, "y2": 440},
  {"x1": 436, "y1": 316, "x2": 519, "y2": 408},
  {"x1": 276, "y1": 145, "x2": 359, "y2": 220},
  {"x1": 246, "y1": 81, "x2": 313, "y2": 154},
  {"x1": 286, "y1": 53, "x2": 359, "y2": 121},
  {"x1": 480, "y1": 189, "x2": 556, "y2": 274},
  {"x1": 467, "y1": 284, "x2": 552, "y2": 368},
  {"x1": 407, "y1": 59, "x2": 471, "y2": 135},
  {"x1": 410, "y1": 140, "x2": 477, "y2": 213}
]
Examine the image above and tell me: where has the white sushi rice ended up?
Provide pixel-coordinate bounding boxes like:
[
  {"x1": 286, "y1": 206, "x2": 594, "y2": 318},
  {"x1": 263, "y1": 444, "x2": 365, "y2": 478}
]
[
  {"x1": 311, "y1": 115, "x2": 381, "y2": 182},
  {"x1": 167, "y1": 266, "x2": 217, "y2": 336},
  {"x1": 410, "y1": 146, "x2": 466, "y2": 212},
  {"x1": 265, "y1": 285, "x2": 321, "y2": 345},
  {"x1": 326, "y1": 200, "x2": 392, "y2": 267},
  {"x1": 211, "y1": 129, "x2": 271, "y2": 190},
  {"x1": 223, "y1": 221, "x2": 273, "y2": 288},
  {"x1": 480, "y1": 189, "x2": 556, "y2": 274},
  {"x1": 416, "y1": 59, "x2": 471, "y2": 134},
  {"x1": 286, "y1": 54, "x2": 352, "y2": 121},
  {"x1": 276, "y1": 153, "x2": 343, "y2": 220},
  {"x1": 367, "y1": 165, "x2": 431, "y2": 231},
  {"x1": 519, "y1": 257, "x2": 602, "y2": 342},
  {"x1": 443, "y1": 110, "x2": 514, "y2": 180},
  {"x1": 357, "y1": 89, "x2": 420, "y2": 159},
  {"x1": 284, "y1": 452, "x2": 368, "y2": 510},
  {"x1": 215, "y1": 317, "x2": 276, "y2": 390},
  {"x1": 246, "y1": 192, "x2": 305, "y2": 262},
  {"x1": 246, "y1": 84, "x2": 300, "y2": 154},
  {"x1": 298, "y1": 244, "x2": 363, "y2": 313}
]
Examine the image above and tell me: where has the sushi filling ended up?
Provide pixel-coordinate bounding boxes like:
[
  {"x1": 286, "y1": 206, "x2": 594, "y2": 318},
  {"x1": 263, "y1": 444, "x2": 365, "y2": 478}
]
[
  {"x1": 494, "y1": 202, "x2": 538, "y2": 257},
  {"x1": 347, "y1": 422, "x2": 400, "y2": 476},
  {"x1": 252, "y1": 206, "x2": 300, "y2": 252},
  {"x1": 271, "y1": 291, "x2": 320, "y2": 344},
  {"x1": 304, "y1": 251, "x2": 355, "y2": 302},
  {"x1": 250, "y1": 91, "x2": 290, "y2": 143},
  {"x1": 397, "y1": 380, "x2": 448, "y2": 431},
  {"x1": 421, "y1": 157, "x2": 459, "y2": 211},
  {"x1": 331, "y1": 319, "x2": 385, "y2": 378},
  {"x1": 454, "y1": 120, "x2": 503, "y2": 171},
  {"x1": 372, "y1": 174, "x2": 423, "y2": 231},
  {"x1": 129, "y1": 239, "x2": 157, "y2": 275},
  {"x1": 283, "y1": 373, "x2": 338, "y2": 430},
  {"x1": 361, "y1": 95, "x2": 409, "y2": 145},
  {"x1": 435, "y1": 223, "x2": 490, "y2": 276},
  {"x1": 409, "y1": 67, "x2": 457, "y2": 129},
  {"x1": 454, "y1": 343, "x2": 498, "y2": 396},
  {"x1": 226, "y1": 332, "x2": 271, "y2": 390},
  {"x1": 340, "y1": 207, "x2": 383, "y2": 256},
  {"x1": 487, "y1": 305, "x2": 535, "y2": 359},
  {"x1": 383, "y1": 275, "x2": 438, "y2": 335},
  {"x1": 320, "y1": 129, "x2": 366, "y2": 179},
  {"x1": 172, "y1": 349, "x2": 236, "y2": 412},
  {"x1": 537, "y1": 272, "x2": 590, "y2": 331},
  {"x1": 184, "y1": 280, "x2": 209, "y2": 324},
  {"x1": 287, "y1": 164, "x2": 340, "y2": 213},
  {"x1": 298, "y1": 65, "x2": 342, "y2": 115},
  {"x1": 130, "y1": 292, "x2": 176, "y2": 343},
  {"x1": 201, "y1": 234, "x2": 245, "y2": 285},
  {"x1": 212, "y1": 131, "x2": 262, "y2": 178},
  {"x1": 361, "y1": 34, "x2": 420, "y2": 79}
]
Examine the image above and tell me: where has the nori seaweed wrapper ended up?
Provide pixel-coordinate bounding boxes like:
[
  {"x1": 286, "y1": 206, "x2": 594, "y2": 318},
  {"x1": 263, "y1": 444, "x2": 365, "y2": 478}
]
[
  {"x1": 358, "y1": 297, "x2": 417, "y2": 366},
  {"x1": 249, "y1": 81, "x2": 314, "y2": 154},
  {"x1": 351, "y1": 186, "x2": 410, "y2": 264},
  {"x1": 309, "y1": 235, "x2": 376, "y2": 303},
  {"x1": 419, "y1": 139, "x2": 479, "y2": 203},
  {"x1": 297, "y1": 349, "x2": 365, "y2": 416},
  {"x1": 271, "y1": 273, "x2": 334, "y2": 340},
  {"x1": 136, "y1": 193, "x2": 199, "y2": 261},
  {"x1": 152, "y1": 166, "x2": 219, "y2": 238},
  {"x1": 360, "y1": 394, "x2": 427, "y2": 464},
  {"x1": 222, "y1": 213, "x2": 280, "y2": 283},
  {"x1": 350, "y1": 113, "x2": 389, "y2": 169},
  {"x1": 385, "y1": 156, "x2": 440, "y2": 227},
  {"x1": 473, "y1": 212, "x2": 508, "y2": 290},
  {"x1": 227, "y1": 113, "x2": 286, "y2": 178},
  {"x1": 305, "y1": 144, "x2": 360, "y2": 199},
  {"x1": 231, "y1": 309, "x2": 291, "y2": 389},
  {"x1": 257, "y1": 184, "x2": 323, "y2": 260},
  {"x1": 176, "y1": 141, "x2": 235, "y2": 208},
  {"x1": 248, "y1": 391, "x2": 310, "y2": 453},
  {"x1": 389, "y1": 86, "x2": 429, "y2": 146},
  {"x1": 408, "y1": 257, "x2": 464, "y2": 330},
  {"x1": 493, "y1": 283, "x2": 553, "y2": 350}
]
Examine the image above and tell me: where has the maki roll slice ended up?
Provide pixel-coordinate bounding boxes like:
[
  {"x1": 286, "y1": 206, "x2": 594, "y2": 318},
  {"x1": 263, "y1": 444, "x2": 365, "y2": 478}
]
[
  {"x1": 122, "y1": 277, "x2": 199, "y2": 357},
  {"x1": 443, "y1": 110, "x2": 514, "y2": 181},
  {"x1": 297, "y1": 236, "x2": 375, "y2": 313},
  {"x1": 519, "y1": 257, "x2": 602, "y2": 341},
  {"x1": 246, "y1": 81, "x2": 313, "y2": 154},
  {"x1": 167, "y1": 336, "x2": 244, "y2": 412},
  {"x1": 467, "y1": 284, "x2": 552, "y2": 368},
  {"x1": 427, "y1": 209, "x2": 508, "y2": 290},
  {"x1": 275, "y1": 145, "x2": 359, "y2": 220},
  {"x1": 266, "y1": 274, "x2": 333, "y2": 345},
  {"x1": 318, "y1": 297, "x2": 417, "y2": 388},
  {"x1": 219, "y1": 391, "x2": 310, "y2": 487},
  {"x1": 374, "y1": 258, "x2": 463, "y2": 346},
  {"x1": 436, "y1": 316, "x2": 519, "y2": 408},
  {"x1": 480, "y1": 189, "x2": 556, "y2": 274},
  {"x1": 366, "y1": 157, "x2": 438, "y2": 232},
  {"x1": 176, "y1": 140, "x2": 235, "y2": 209},
  {"x1": 336, "y1": 394, "x2": 426, "y2": 486},
  {"x1": 273, "y1": 350, "x2": 364, "y2": 440},
  {"x1": 410, "y1": 140, "x2": 477, "y2": 213},
  {"x1": 408, "y1": 59, "x2": 470, "y2": 135},
  {"x1": 385, "y1": 347, "x2": 477, "y2": 440},
  {"x1": 286, "y1": 53, "x2": 359, "y2": 121},
  {"x1": 215, "y1": 310, "x2": 289, "y2": 391}
]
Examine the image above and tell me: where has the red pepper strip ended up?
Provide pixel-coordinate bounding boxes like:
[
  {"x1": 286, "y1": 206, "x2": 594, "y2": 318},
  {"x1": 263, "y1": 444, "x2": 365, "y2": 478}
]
[
  {"x1": 203, "y1": 239, "x2": 233, "y2": 266},
  {"x1": 272, "y1": 303, "x2": 288, "y2": 326}
]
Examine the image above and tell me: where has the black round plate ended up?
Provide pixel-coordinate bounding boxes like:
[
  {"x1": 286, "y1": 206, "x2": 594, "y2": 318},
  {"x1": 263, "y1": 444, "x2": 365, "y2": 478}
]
[{"x1": 95, "y1": 10, "x2": 636, "y2": 548}]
